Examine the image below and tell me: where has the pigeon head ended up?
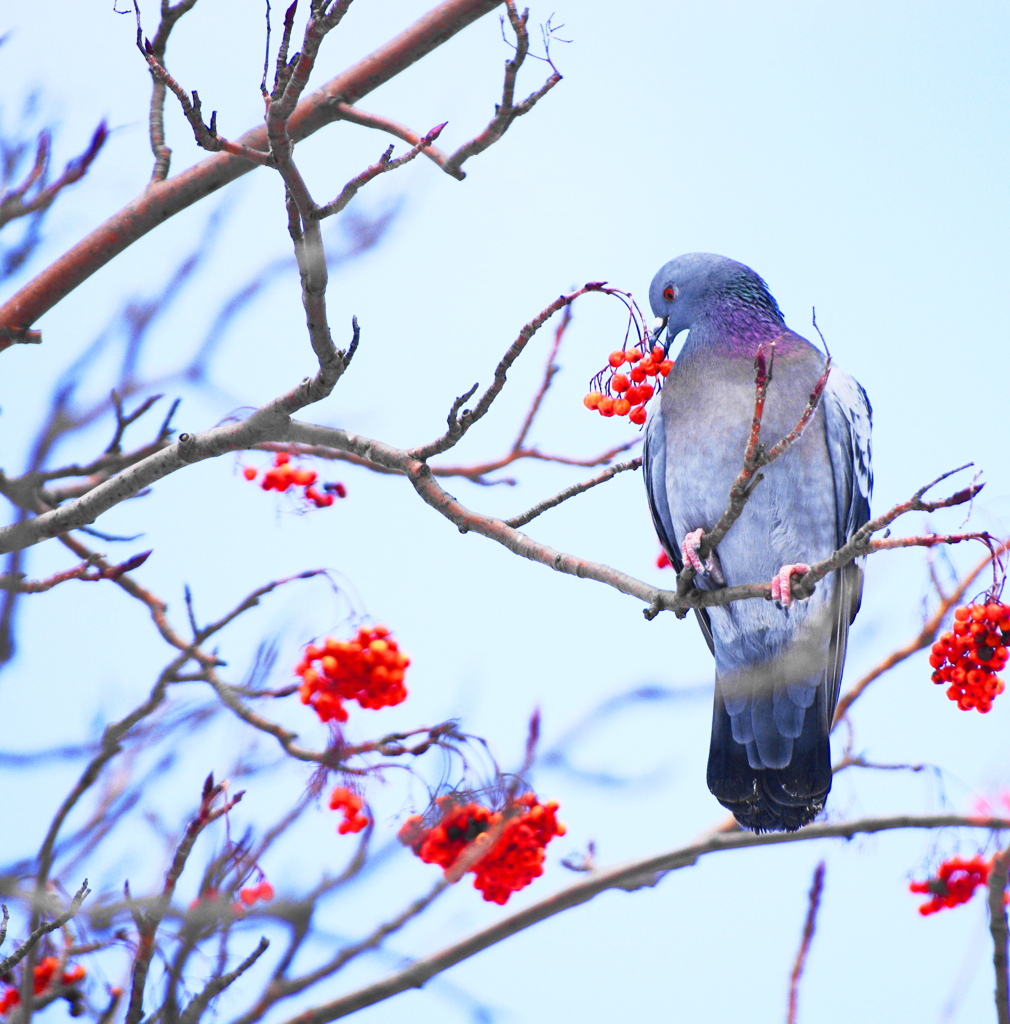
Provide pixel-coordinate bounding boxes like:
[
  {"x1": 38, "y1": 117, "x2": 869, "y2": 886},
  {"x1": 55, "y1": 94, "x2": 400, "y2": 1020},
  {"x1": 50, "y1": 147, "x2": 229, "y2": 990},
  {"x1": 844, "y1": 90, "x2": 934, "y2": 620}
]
[{"x1": 649, "y1": 253, "x2": 785, "y2": 349}]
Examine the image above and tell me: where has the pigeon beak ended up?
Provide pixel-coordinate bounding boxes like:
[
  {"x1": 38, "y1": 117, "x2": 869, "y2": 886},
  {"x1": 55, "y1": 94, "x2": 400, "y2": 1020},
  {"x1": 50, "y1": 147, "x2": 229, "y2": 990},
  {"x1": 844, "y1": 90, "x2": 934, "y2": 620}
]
[{"x1": 649, "y1": 316, "x2": 668, "y2": 347}]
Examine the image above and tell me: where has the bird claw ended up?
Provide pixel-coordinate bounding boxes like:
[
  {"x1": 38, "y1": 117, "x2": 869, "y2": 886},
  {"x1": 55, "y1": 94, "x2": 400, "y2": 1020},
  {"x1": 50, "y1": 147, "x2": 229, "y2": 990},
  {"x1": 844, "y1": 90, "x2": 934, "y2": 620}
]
[
  {"x1": 770, "y1": 563, "x2": 812, "y2": 608},
  {"x1": 682, "y1": 528, "x2": 725, "y2": 584}
]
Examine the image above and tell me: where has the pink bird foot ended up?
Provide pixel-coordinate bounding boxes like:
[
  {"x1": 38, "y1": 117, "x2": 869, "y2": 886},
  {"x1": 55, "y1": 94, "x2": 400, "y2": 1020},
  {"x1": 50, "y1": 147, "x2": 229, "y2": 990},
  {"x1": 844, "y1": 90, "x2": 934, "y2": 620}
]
[
  {"x1": 681, "y1": 528, "x2": 725, "y2": 584},
  {"x1": 770, "y1": 563, "x2": 812, "y2": 608}
]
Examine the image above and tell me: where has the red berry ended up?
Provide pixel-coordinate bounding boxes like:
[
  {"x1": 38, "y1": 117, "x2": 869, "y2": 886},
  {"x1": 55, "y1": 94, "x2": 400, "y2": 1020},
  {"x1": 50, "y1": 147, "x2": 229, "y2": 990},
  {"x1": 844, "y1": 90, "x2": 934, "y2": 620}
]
[
  {"x1": 399, "y1": 793, "x2": 565, "y2": 905},
  {"x1": 242, "y1": 466, "x2": 257, "y2": 481},
  {"x1": 608, "y1": 351, "x2": 626, "y2": 367},
  {"x1": 629, "y1": 405, "x2": 647, "y2": 425},
  {"x1": 583, "y1": 392, "x2": 604, "y2": 409}
]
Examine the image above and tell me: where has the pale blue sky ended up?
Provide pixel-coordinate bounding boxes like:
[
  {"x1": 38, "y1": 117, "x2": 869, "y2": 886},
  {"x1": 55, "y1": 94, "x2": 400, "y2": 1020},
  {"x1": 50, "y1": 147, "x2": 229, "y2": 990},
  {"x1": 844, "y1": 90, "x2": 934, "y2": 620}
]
[{"x1": 2, "y1": 1, "x2": 1009, "y2": 1021}]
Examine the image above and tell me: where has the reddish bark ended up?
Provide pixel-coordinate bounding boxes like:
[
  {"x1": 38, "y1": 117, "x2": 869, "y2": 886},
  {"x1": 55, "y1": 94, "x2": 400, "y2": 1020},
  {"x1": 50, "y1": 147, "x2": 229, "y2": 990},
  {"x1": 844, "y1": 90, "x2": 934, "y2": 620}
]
[{"x1": 0, "y1": 0, "x2": 503, "y2": 341}]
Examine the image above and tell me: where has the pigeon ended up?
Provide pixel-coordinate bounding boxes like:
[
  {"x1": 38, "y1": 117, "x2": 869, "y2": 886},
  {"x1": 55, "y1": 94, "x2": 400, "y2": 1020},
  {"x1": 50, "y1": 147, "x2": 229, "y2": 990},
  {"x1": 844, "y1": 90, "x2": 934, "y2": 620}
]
[{"x1": 642, "y1": 253, "x2": 872, "y2": 832}]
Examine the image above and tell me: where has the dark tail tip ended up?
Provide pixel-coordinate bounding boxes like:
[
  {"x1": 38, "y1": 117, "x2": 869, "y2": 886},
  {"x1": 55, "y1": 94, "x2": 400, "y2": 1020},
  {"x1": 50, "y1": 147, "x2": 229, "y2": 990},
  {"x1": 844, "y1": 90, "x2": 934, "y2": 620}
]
[{"x1": 707, "y1": 694, "x2": 832, "y2": 833}]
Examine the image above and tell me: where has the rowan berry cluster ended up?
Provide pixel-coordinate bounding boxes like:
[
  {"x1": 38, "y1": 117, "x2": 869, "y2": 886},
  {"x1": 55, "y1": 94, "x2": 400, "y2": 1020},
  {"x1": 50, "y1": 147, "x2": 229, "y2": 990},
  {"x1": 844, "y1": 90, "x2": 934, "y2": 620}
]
[
  {"x1": 398, "y1": 792, "x2": 566, "y2": 905},
  {"x1": 238, "y1": 879, "x2": 275, "y2": 907},
  {"x1": 329, "y1": 786, "x2": 369, "y2": 834},
  {"x1": 929, "y1": 602, "x2": 1010, "y2": 712},
  {"x1": 909, "y1": 854, "x2": 992, "y2": 915},
  {"x1": 583, "y1": 344, "x2": 673, "y2": 425},
  {"x1": 242, "y1": 452, "x2": 347, "y2": 508},
  {"x1": 0, "y1": 958, "x2": 87, "y2": 1015},
  {"x1": 295, "y1": 625, "x2": 410, "y2": 723},
  {"x1": 187, "y1": 878, "x2": 275, "y2": 919}
]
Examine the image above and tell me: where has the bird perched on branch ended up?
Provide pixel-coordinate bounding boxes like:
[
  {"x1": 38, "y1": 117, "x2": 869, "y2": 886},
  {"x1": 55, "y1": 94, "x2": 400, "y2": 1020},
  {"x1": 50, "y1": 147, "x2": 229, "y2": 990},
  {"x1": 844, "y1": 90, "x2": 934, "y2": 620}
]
[{"x1": 643, "y1": 253, "x2": 871, "y2": 831}]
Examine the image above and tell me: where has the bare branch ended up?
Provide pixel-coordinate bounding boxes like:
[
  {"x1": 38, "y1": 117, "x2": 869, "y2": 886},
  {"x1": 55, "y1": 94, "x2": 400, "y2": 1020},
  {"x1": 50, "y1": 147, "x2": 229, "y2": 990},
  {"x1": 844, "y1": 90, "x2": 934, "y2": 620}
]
[
  {"x1": 316, "y1": 124, "x2": 447, "y2": 219},
  {"x1": 178, "y1": 937, "x2": 270, "y2": 1024},
  {"x1": 274, "y1": 814, "x2": 1010, "y2": 1023},
  {"x1": 0, "y1": 123, "x2": 109, "y2": 232},
  {"x1": 0, "y1": 881, "x2": 91, "y2": 975},
  {"x1": 0, "y1": 0, "x2": 507, "y2": 341},
  {"x1": 443, "y1": 0, "x2": 561, "y2": 175},
  {"x1": 786, "y1": 862, "x2": 825, "y2": 1024},
  {"x1": 505, "y1": 458, "x2": 641, "y2": 528},
  {"x1": 136, "y1": 38, "x2": 271, "y2": 165},
  {"x1": 126, "y1": 776, "x2": 243, "y2": 1024},
  {"x1": 410, "y1": 281, "x2": 610, "y2": 461},
  {"x1": 334, "y1": 103, "x2": 464, "y2": 179},
  {"x1": 139, "y1": 0, "x2": 202, "y2": 180},
  {"x1": 0, "y1": 550, "x2": 151, "y2": 592}
]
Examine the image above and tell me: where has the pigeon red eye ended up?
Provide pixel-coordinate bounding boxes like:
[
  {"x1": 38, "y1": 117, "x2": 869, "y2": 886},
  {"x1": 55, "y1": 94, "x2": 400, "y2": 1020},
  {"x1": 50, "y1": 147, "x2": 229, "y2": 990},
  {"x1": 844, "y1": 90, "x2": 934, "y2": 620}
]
[{"x1": 663, "y1": 287, "x2": 676, "y2": 301}]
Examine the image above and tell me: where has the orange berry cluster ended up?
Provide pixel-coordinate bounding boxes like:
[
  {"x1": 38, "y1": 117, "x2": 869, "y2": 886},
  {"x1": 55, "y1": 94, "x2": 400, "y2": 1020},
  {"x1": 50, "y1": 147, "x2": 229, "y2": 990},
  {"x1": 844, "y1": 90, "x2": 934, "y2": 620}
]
[
  {"x1": 187, "y1": 879, "x2": 275, "y2": 919},
  {"x1": 909, "y1": 854, "x2": 991, "y2": 915},
  {"x1": 329, "y1": 786, "x2": 369, "y2": 834},
  {"x1": 583, "y1": 344, "x2": 673, "y2": 426},
  {"x1": 929, "y1": 602, "x2": 1010, "y2": 713},
  {"x1": 398, "y1": 792, "x2": 566, "y2": 905},
  {"x1": 238, "y1": 879, "x2": 275, "y2": 907},
  {"x1": 0, "y1": 958, "x2": 87, "y2": 1014},
  {"x1": 295, "y1": 625, "x2": 410, "y2": 724},
  {"x1": 242, "y1": 452, "x2": 347, "y2": 508}
]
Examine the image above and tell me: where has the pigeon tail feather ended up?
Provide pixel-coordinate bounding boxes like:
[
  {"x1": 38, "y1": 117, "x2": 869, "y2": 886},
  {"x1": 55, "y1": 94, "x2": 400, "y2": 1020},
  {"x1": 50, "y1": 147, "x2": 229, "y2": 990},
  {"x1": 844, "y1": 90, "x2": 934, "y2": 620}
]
[{"x1": 706, "y1": 670, "x2": 832, "y2": 832}]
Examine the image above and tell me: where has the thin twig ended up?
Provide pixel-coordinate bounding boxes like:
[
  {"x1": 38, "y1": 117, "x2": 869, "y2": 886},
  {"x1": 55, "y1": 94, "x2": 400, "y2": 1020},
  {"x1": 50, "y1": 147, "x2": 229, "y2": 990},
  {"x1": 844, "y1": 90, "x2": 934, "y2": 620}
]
[
  {"x1": 410, "y1": 281, "x2": 610, "y2": 461},
  {"x1": 178, "y1": 937, "x2": 270, "y2": 1024},
  {"x1": 505, "y1": 459, "x2": 641, "y2": 528},
  {"x1": 334, "y1": 103, "x2": 464, "y2": 179},
  {"x1": 443, "y1": 0, "x2": 562, "y2": 175},
  {"x1": 0, "y1": 881, "x2": 90, "y2": 975},
  {"x1": 139, "y1": 0, "x2": 202, "y2": 180},
  {"x1": 316, "y1": 124, "x2": 447, "y2": 219},
  {"x1": 787, "y1": 862, "x2": 826, "y2": 1024},
  {"x1": 126, "y1": 776, "x2": 243, "y2": 1024}
]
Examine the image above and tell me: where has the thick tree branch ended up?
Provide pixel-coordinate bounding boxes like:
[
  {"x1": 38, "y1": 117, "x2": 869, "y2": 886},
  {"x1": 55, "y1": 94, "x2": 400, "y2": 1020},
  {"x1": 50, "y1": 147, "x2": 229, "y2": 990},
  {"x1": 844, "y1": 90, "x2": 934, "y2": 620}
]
[
  {"x1": 275, "y1": 814, "x2": 1010, "y2": 1023},
  {"x1": 0, "y1": 0, "x2": 505, "y2": 342}
]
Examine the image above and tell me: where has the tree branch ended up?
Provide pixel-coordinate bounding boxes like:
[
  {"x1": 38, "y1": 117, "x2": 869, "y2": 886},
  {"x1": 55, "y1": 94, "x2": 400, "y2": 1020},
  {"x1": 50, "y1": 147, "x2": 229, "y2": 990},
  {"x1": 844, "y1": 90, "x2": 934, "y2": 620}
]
[
  {"x1": 275, "y1": 814, "x2": 1010, "y2": 1023},
  {"x1": 0, "y1": 0, "x2": 506, "y2": 342},
  {"x1": 786, "y1": 861, "x2": 825, "y2": 1024},
  {"x1": 0, "y1": 881, "x2": 90, "y2": 975}
]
